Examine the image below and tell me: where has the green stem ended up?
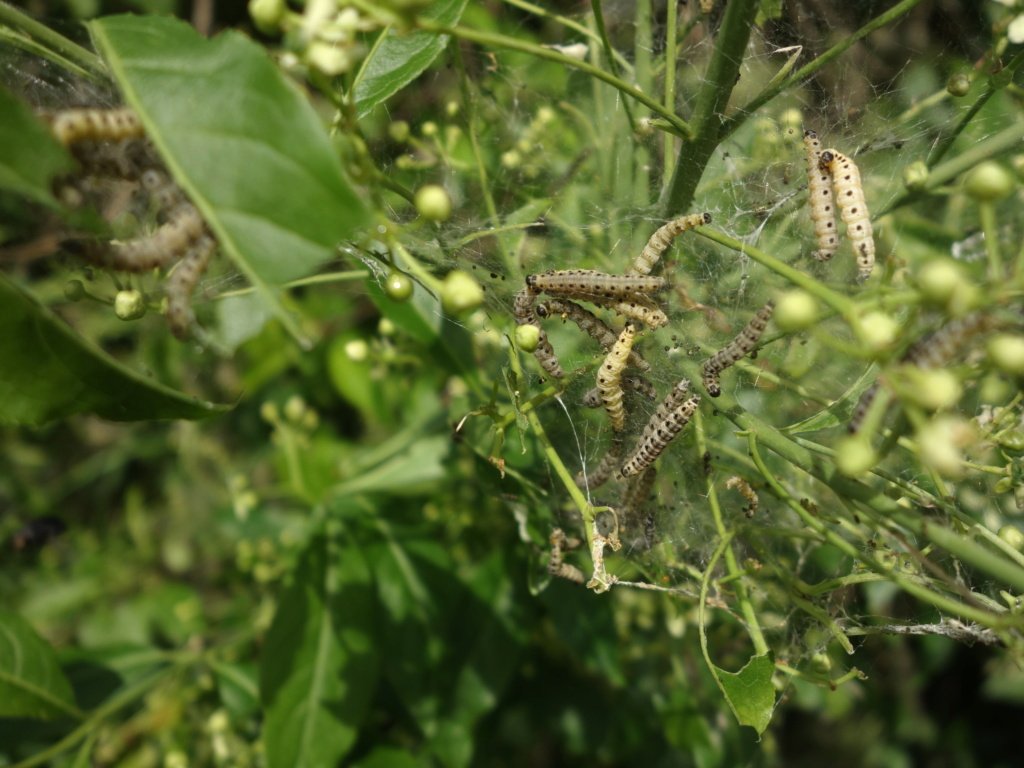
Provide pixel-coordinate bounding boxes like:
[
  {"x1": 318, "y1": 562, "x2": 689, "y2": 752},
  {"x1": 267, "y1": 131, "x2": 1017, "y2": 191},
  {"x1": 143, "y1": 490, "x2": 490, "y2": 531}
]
[
  {"x1": 662, "y1": 0, "x2": 678, "y2": 187},
  {"x1": 661, "y1": 0, "x2": 759, "y2": 214},
  {"x1": 418, "y1": 20, "x2": 692, "y2": 140},
  {"x1": 718, "y1": 0, "x2": 929, "y2": 143},
  {"x1": 0, "y1": 3, "x2": 106, "y2": 80},
  {"x1": 590, "y1": 0, "x2": 635, "y2": 132}
]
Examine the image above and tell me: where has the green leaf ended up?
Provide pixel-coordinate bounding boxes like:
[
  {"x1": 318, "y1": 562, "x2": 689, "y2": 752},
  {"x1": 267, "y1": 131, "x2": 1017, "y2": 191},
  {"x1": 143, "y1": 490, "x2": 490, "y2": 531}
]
[
  {"x1": 0, "y1": 82, "x2": 73, "y2": 207},
  {"x1": 90, "y1": 15, "x2": 370, "y2": 345},
  {"x1": 261, "y1": 532, "x2": 378, "y2": 768},
  {"x1": 781, "y1": 364, "x2": 878, "y2": 435},
  {"x1": 332, "y1": 434, "x2": 450, "y2": 497},
  {"x1": 712, "y1": 652, "x2": 776, "y2": 736},
  {"x1": 353, "y1": 0, "x2": 469, "y2": 116},
  {"x1": 0, "y1": 273, "x2": 229, "y2": 424},
  {"x1": 0, "y1": 610, "x2": 78, "y2": 720},
  {"x1": 351, "y1": 747, "x2": 420, "y2": 768}
]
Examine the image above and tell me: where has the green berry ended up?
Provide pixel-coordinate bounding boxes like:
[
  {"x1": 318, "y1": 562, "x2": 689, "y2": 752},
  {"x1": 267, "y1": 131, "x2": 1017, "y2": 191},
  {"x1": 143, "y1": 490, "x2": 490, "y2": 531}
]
[
  {"x1": 414, "y1": 184, "x2": 452, "y2": 222},
  {"x1": 64, "y1": 279, "x2": 86, "y2": 302},
  {"x1": 114, "y1": 289, "x2": 146, "y2": 321},
  {"x1": 248, "y1": 0, "x2": 286, "y2": 35},
  {"x1": 773, "y1": 289, "x2": 818, "y2": 332},
  {"x1": 916, "y1": 259, "x2": 963, "y2": 306},
  {"x1": 384, "y1": 271, "x2": 414, "y2": 302},
  {"x1": 946, "y1": 73, "x2": 970, "y2": 97},
  {"x1": 388, "y1": 121, "x2": 410, "y2": 143},
  {"x1": 902, "y1": 160, "x2": 929, "y2": 192},
  {"x1": 964, "y1": 161, "x2": 1015, "y2": 202},
  {"x1": 515, "y1": 324, "x2": 541, "y2": 352},
  {"x1": 999, "y1": 525, "x2": 1024, "y2": 552},
  {"x1": 987, "y1": 334, "x2": 1024, "y2": 376},
  {"x1": 834, "y1": 435, "x2": 878, "y2": 477},
  {"x1": 859, "y1": 311, "x2": 899, "y2": 353},
  {"x1": 441, "y1": 270, "x2": 483, "y2": 316},
  {"x1": 898, "y1": 368, "x2": 961, "y2": 411},
  {"x1": 997, "y1": 428, "x2": 1024, "y2": 452}
]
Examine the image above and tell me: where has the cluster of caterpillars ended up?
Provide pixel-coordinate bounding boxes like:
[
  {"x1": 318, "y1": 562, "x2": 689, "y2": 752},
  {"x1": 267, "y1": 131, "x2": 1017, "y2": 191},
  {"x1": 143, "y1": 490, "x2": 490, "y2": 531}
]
[
  {"x1": 802, "y1": 129, "x2": 875, "y2": 282},
  {"x1": 44, "y1": 107, "x2": 217, "y2": 340},
  {"x1": 514, "y1": 213, "x2": 778, "y2": 567}
]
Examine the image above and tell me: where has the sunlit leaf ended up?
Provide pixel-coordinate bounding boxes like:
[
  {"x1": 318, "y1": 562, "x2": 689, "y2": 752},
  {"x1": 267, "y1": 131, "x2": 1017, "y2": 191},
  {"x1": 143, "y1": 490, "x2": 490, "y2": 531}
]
[
  {"x1": 354, "y1": 0, "x2": 469, "y2": 117},
  {"x1": 0, "y1": 273, "x2": 229, "y2": 424},
  {"x1": 91, "y1": 15, "x2": 370, "y2": 344},
  {"x1": 0, "y1": 611, "x2": 78, "y2": 720}
]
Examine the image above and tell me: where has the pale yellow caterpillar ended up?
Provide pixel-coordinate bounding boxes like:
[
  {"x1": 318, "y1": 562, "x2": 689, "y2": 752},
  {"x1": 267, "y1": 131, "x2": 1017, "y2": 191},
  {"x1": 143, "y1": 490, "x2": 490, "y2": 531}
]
[
  {"x1": 582, "y1": 375, "x2": 657, "y2": 408},
  {"x1": 629, "y1": 212, "x2": 711, "y2": 276},
  {"x1": 620, "y1": 395, "x2": 701, "y2": 477},
  {"x1": 548, "y1": 528, "x2": 585, "y2": 585},
  {"x1": 575, "y1": 439, "x2": 624, "y2": 491},
  {"x1": 536, "y1": 298, "x2": 651, "y2": 371},
  {"x1": 166, "y1": 233, "x2": 217, "y2": 340},
  {"x1": 68, "y1": 204, "x2": 208, "y2": 272},
  {"x1": 47, "y1": 108, "x2": 145, "y2": 145},
  {"x1": 597, "y1": 325, "x2": 637, "y2": 431},
  {"x1": 594, "y1": 294, "x2": 669, "y2": 329},
  {"x1": 803, "y1": 130, "x2": 838, "y2": 262},
  {"x1": 526, "y1": 269, "x2": 666, "y2": 299},
  {"x1": 702, "y1": 301, "x2": 775, "y2": 397},
  {"x1": 514, "y1": 287, "x2": 564, "y2": 379},
  {"x1": 820, "y1": 149, "x2": 875, "y2": 281}
]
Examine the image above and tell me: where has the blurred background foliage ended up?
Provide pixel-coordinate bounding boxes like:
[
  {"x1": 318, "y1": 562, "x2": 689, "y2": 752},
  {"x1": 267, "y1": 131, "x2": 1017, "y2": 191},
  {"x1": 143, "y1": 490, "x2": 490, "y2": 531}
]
[{"x1": 3, "y1": 0, "x2": 1024, "y2": 766}]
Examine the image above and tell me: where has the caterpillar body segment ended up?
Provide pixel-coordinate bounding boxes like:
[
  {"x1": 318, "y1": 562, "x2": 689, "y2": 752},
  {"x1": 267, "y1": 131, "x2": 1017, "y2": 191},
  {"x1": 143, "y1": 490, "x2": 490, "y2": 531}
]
[
  {"x1": 548, "y1": 529, "x2": 585, "y2": 585},
  {"x1": 514, "y1": 287, "x2": 564, "y2": 379},
  {"x1": 725, "y1": 476, "x2": 759, "y2": 517},
  {"x1": 597, "y1": 325, "x2": 637, "y2": 431},
  {"x1": 701, "y1": 301, "x2": 775, "y2": 397},
  {"x1": 820, "y1": 149, "x2": 875, "y2": 281},
  {"x1": 620, "y1": 465, "x2": 657, "y2": 514},
  {"x1": 526, "y1": 269, "x2": 666, "y2": 299},
  {"x1": 620, "y1": 395, "x2": 701, "y2": 477},
  {"x1": 595, "y1": 294, "x2": 669, "y2": 329},
  {"x1": 140, "y1": 169, "x2": 189, "y2": 213},
  {"x1": 848, "y1": 381, "x2": 882, "y2": 434},
  {"x1": 582, "y1": 375, "x2": 657, "y2": 408},
  {"x1": 68, "y1": 204, "x2": 208, "y2": 272},
  {"x1": 629, "y1": 212, "x2": 711, "y2": 276},
  {"x1": 803, "y1": 130, "x2": 838, "y2": 262},
  {"x1": 536, "y1": 298, "x2": 651, "y2": 371},
  {"x1": 166, "y1": 233, "x2": 217, "y2": 340},
  {"x1": 575, "y1": 438, "x2": 624, "y2": 491},
  {"x1": 640, "y1": 378, "x2": 692, "y2": 443},
  {"x1": 47, "y1": 108, "x2": 145, "y2": 145}
]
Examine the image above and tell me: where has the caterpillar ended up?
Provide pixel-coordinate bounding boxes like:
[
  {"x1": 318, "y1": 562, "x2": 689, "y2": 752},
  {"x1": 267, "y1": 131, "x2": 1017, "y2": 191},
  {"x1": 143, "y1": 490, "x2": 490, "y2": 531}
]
[
  {"x1": 166, "y1": 233, "x2": 217, "y2": 340},
  {"x1": 820, "y1": 149, "x2": 875, "y2": 281},
  {"x1": 582, "y1": 375, "x2": 657, "y2": 408},
  {"x1": 725, "y1": 476, "x2": 759, "y2": 517},
  {"x1": 620, "y1": 394, "x2": 701, "y2": 477},
  {"x1": 536, "y1": 298, "x2": 651, "y2": 371},
  {"x1": 575, "y1": 438, "x2": 624, "y2": 491},
  {"x1": 514, "y1": 287, "x2": 565, "y2": 379},
  {"x1": 47, "y1": 108, "x2": 145, "y2": 145},
  {"x1": 594, "y1": 294, "x2": 669, "y2": 329},
  {"x1": 597, "y1": 325, "x2": 637, "y2": 431},
  {"x1": 629, "y1": 212, "x2": 711, "y2": 276},
  {"x1": 548, "y1": 528, "x2": 585, "y2": 585},
  {"x1": 526, "y1": 269, "x2": 666, "y2": 299},
  {"x1": 620, "y1": 465, "x2": 657, "y2": 514},
  {"x1": 639, "y1": 378, "x2": 691, "y2": 442},
  {"x1": 803, "y1": 130, "x2": 838, "y2": 262},
  {"x1": 702, "y1": 301, "x2": 775, "y2": 397}
]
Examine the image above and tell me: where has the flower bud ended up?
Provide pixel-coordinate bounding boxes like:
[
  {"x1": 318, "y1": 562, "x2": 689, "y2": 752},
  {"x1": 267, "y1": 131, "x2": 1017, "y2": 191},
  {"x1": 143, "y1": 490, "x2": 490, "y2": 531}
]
[
  {"x1": 114, "y1": 289, "x2": 146, "y2": 321},
  {"x1": 946, "y1": 73, "x2": 970, "y2": 97},
  {"x1": 514, "y1": 324, "x2": 541, "y2": 352},
  {"x1": 384, "y1": 271, "x2": 414, "y2": 302},
  {"x1": 773, "y1": 289, "x2": 818, "y2": 332},
  {"x1": 414, "y1": 184, "x2": 452, "y2": 222},
  {"x1": 987, "y1": 334, "x2": 1024, "y2": 376},
  {"x1": 441, "y1": 270, "x2": 484, "y2": 316},
  {"x1": 964, "y1": 161, "x2": 1015, "y2": 202},
  {"x1": 64, "y1": 279, "x2": 86, "y2": 302}
]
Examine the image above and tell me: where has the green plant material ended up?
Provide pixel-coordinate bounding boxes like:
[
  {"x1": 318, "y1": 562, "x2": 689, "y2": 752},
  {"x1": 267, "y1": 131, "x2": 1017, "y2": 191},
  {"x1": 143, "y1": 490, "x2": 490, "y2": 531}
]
[
  {"x1": 260, "y1": 529, "x2": 379, "y2": 768},
  {"x1": 91, "y1": 15, "x2": 370, "y2": 347},
  {"x1": 0, "y1": 83, "x2": 73, "y2": 208},
  {"x1": 353, "y1": 0, "x2": 469, "y2": 116},
  {"x1": 330, "y1": 434, "x2": 450, "y2": 497},
  {"x1": 712, "y1": 653, "x2": 777, "y2": 736},
  {"x1": 0, "y1": 610, "x2": 80, "y2": 720},
  {"x1": 0, "y1": 3, "x2": 106, "y2": 80},
  {"x1": 0, "y1": 273, "x2": 229, "y2": 424}
]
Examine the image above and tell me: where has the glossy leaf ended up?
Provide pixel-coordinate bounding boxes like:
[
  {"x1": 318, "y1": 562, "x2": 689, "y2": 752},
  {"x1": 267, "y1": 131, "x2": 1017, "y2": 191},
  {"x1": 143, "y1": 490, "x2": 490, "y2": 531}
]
[
  {"x1": 0, "y1": 273, "x2": 229, "y2": 424},
  {"x1": 0, "y1": 82, "x2": 72, "y2": 207},
  {"x1": 353, "y1": 0, "x2": 469, "y2": 116},
  {"x1": 261, "y1": 532, "x2": 378, "y2": 768},
  {"x1": 91, "y1": 15, "x2": 370, "y2": 344},
  {"x1": 713, "y1": 652, "x2": 776, "y2": 736},
  {"x1": 0, "y1": 611, "x2": 78, "y2": 720}
]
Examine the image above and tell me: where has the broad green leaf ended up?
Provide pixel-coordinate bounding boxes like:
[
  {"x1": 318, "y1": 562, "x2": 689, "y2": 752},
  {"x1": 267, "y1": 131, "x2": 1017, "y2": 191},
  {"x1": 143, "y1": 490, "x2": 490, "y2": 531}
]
[
  {"x1": 352, "y1": 747, "x2": 420, "y2": 768},
  {"x1": 712, "y1": 652, "x2": 776, "y2": 736},
  {"x1": 353, "y1": 0, "x2": 469, "y2": 117},
  {"x1": 0, "y1": 273, "x2": 228, "y2": 424},
  {"x1": 91, "y1": 15, "x2": 370, "y2": 344},
  {"x1": 261, "y1": 532, "x2": 378, "y2": 768},
  {"x1": 0, "y1": 83, "x2": 72, "y2": 206},
  {"x1": 781, "y1": 364, "x2": 878, "y2": 434},
  {"x1": 0, "y1": 611, "x2": 78, "y2": 720},
  {"x1": 331, "y1": 434, "x2": 450, "y2": 497}
]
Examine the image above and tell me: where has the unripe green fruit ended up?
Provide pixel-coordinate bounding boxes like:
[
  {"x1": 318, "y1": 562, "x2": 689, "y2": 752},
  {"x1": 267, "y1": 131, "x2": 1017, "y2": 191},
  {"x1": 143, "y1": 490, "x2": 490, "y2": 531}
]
[
  {"x1": 515, "y1": 324, "x2": 541, "y2": 352},
  {"x1": 441, "y1": 270, "x2": 483, "y2": 316},
  {"x1": 114, "y1": 289, "x2": 146, "y2": 321},
  {"x1": 898, "y1": 368, "x2": 961, "y2": 411},
  {"x1": 64, "y1": 279, "x2": 86, "y2": 302},
  {"x1": 987, "y1": 334, "x2": 1024, "y2": 376},
  {"x1": 916, "y1": 259, "x2": 963, "y2": 306},
  {"x1": 388, "y1": 121, "x2": 410, "y2": 143},
  {"x1": 946, "y1": 72, "x2": 970, "y2": 97},
  {"x1": 999, "y1": 525, "x2": 1024, "y2": 552},
  {"x1": 902, "y1": 160, "x2": 929, "y2": 192},
  {"x1": 859, "y1": 311, "x2": 899, "y2": 353},
  {"x1": 773, "y1": 289, "x2": 818, "y2": 332},
  {"x1": 810, "y1": 652, "x2": 833, "y2": 674},
  {"x1": 995, "y1": 476, "x2": 1014, "y2": 494},
  {"x1": 345, "y1": 339, "x2": 369, "y2": 362},
  {"x1": 248, "y1": 0, "x2": 286, "y2": 35},
  {"x1": 998, "y1": 428, "x2": 1024, "y2": 452},
  {"x1": 284, "y1": 395, "x2": 306, "y2": 424},
  {"x1": 384, "y1": 271, "x2": 414, "y2": 302},
  {"x1": 834, "y1": 435, "x2": 878, "y2": 477},
  {"x1": 414, "y1": 184, "x2": 452, "y2": 222},
  {"x1": 964, "y1": 161, "x2": 1015, "y2": 202}
]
